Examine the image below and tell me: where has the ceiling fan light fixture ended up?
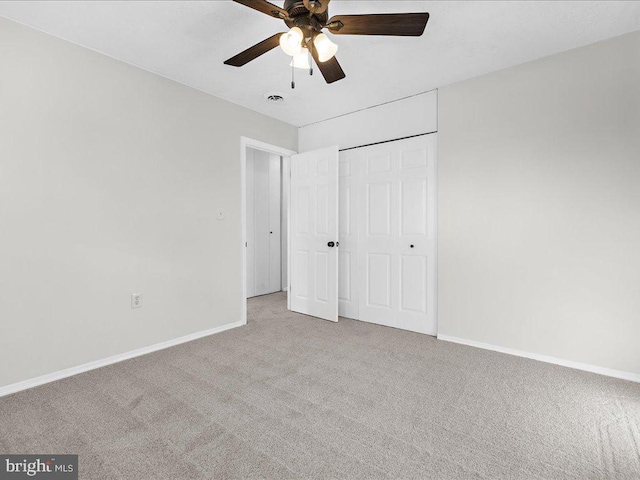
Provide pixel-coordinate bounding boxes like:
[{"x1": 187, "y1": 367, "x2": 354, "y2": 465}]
[
  {"x1": 225, "y1": 0, "x2": 430, "y2": 86},
  {"x1": 280, "y1": 26, "x2": 303, "y2": 56},
  {"x1": 290, "y1": 47, "x2": 311, "y2": 69},
  {"x1": 313, "y1": 33, "x2": 338, "y2": 62}
]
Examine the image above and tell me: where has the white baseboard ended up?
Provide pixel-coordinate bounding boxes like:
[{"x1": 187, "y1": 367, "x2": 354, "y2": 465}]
[
  {"x1": 437, "y1": 334, "x2": 640, "y2": 383},
  {"x1": 0, "y1": 320, "x2": 245, "y2": 398}
]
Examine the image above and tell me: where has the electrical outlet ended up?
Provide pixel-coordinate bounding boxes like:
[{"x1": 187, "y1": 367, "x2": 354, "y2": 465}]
[{"x1": 131, "y1": 293, "x2": 143, "y2": 309}]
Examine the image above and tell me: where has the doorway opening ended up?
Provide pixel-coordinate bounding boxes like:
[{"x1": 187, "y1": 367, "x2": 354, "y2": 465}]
[
  {"x1": 240, "y1": 137, "x2": 296, "y2": 324},
  {"x1": 246, "y1": 147, "x2": 286, "y2": 298}
]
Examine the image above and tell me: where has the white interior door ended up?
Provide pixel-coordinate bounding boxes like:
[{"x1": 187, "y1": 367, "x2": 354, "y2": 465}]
[
  {"x1": 357, "y1": 135, "x2": 437, "y2": 335},
  {"x1": 290, "y1": 146, "x2": 339, "y2": 322}
]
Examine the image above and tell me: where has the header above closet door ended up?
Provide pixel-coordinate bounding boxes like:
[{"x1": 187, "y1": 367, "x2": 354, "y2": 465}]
[{"x1": 298, "y1": 90, "x2": 437, "y2": 152}]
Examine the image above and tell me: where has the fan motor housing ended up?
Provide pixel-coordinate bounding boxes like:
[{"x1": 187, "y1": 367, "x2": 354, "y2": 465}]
[{"x1": 283, "y1": 0, "x2": 329, "y2": 29}]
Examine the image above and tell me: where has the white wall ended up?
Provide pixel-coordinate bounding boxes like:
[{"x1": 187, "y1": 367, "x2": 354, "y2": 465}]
[
  {"x1": 0, "y1": 17, "x2": 297, "y2": 389},
  {"x1": 438, "y1": 29, "x2": 640, "y2": 378},
  {"x1": 298, "y1": 90, "x2": 437, "y2": 152}
]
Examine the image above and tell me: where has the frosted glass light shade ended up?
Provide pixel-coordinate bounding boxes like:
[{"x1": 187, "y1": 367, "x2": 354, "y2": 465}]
[
  {"x1": 280, "y1": 27, "x2": 303, "y2": 56},
  {"x1": 290, "y1": 47, "x2": 310, "y2": 69},
  {"x1": 313, "y1": 33, "x2": 338, "y2": 62}
]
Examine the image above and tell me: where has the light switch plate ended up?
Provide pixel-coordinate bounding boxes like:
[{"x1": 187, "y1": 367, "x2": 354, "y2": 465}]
[
  {"x1": 131, "y1": 293, "x2": 143, "y2": 309},
  {"x1": 217, "y1": 208, "x2": 225, "y2": 220}
]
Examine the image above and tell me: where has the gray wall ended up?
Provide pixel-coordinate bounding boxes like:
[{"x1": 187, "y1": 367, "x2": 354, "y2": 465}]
[
  {"x1": 438, "y1": 30, "x2": 640, "y2": 376},
  {"x1": 0, "y1": 17, "x2": 297, "y2": 388}
]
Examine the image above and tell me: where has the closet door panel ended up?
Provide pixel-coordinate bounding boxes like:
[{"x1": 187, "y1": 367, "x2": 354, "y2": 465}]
[
  {"x1": 246, "y1": 150, "x2": 256, "y2": 298},
  {"x1": 358, "y1": 141, "x2": 400, "y2": 327},
  {"x1": 396, "y1": 138, "x2": 434, "y2": 334},
  {"x1": 253, "y1": 152, "x2": 271, "y2": 296},
  {"x1": 355, "y1": 135, "x2": 437, "y2": 335},
  {"x1": 247, "y1": 150, "x2": 282, "y2": 298},
  {"x1": 337, "y1": 150, "x2": 359, "y2": 320},
  {"x1": 268, "y1": 154, "x2": 282, "y2": 293}
]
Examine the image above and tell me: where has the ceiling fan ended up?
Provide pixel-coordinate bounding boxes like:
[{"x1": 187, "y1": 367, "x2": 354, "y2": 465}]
[{"x1": 224, "y1": 0, "x2": 430, "y2": 85}]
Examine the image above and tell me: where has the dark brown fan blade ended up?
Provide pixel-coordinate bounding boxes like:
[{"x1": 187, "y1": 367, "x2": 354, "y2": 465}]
[
  {"x1": 232, "y1": 0, "x2": 288, "y2": 19},
  {"x1": 327, "y1": 13, "x2": 429, "y2": 36},
  {"x1": 310, "y1": 46, "x2": 345, "y2": 84},
  {"x1": 224, "y1": 33, "x2": 284, "y2": 67}
]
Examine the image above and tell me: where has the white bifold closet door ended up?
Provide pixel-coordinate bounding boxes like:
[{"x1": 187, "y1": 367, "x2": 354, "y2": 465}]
[
  {"x1": 246, "y1": 148, "x2": 282, "y2": 298},
  {"x1": 338, "y1": 134, "x2": 437, "y2": 335},
  {"x1": 337, "y1": 151, "x2": 360, "y2": 320}
]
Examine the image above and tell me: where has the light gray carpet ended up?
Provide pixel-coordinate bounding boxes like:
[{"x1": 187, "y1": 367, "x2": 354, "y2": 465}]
[{"x1": 1, "y1": 292, "x2": 639, "y2": 479}]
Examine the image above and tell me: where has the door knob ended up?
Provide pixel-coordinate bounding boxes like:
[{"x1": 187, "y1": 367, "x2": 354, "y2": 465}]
[{"x1": 327, "y1": 241, "x2": 335, "y2": 247}]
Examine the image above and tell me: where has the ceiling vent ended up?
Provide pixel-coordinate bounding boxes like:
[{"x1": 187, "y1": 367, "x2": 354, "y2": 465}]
[{"x1": 264, "y1": 92, "x2": 285, "y2": 103}]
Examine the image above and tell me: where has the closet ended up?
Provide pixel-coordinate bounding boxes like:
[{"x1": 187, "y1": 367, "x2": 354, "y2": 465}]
[{"x1": 337, "y1": 134, "x2": 437, "y2": 335}]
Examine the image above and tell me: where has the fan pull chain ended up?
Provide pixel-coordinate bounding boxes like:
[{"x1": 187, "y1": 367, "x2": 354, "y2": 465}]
[
  {"x1": 309, "y1": 49, "x2": 313, "y2": 76},
  {"x1": 291, "y1": 62, "x2": 295, "y2": 89}
]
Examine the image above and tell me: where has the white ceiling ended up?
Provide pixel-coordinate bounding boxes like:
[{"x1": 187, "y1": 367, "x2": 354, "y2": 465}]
[{"x1": 1, "y1": 1, "x2": 640, "y2": 126}]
